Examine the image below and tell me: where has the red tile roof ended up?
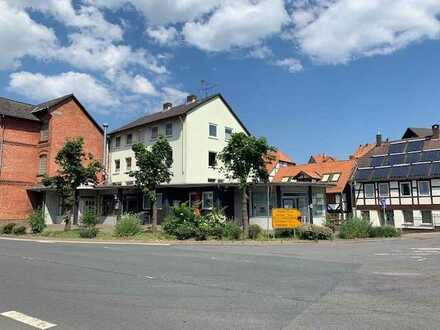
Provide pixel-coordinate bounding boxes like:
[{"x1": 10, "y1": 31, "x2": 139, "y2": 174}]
[
  {"x1": 273, "y1": 159, "x2": 356, "y2": 193},
  {"x1": 351, "y1": 144, "x2": 375, "y2": 159},
  {"x1": 309, "y1": 154, "x2": 336, "y2": 164},
  {"x1": 266, "y1": 150, "x2": 295, "y2": 173}
]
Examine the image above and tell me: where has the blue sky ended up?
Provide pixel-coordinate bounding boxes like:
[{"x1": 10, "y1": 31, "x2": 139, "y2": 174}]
[{"x1": 1, "y1": 1, "x2": 440, "y2": 163}]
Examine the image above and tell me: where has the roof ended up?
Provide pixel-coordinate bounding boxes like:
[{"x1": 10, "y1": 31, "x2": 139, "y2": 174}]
[
  {"x1": 110, "y1": 93, "x2": 250, "y2": 135},
  {"x1": 354, "y1": 136, "x2": 440, "y2": 182},
  {"x1": 351, "y1": 144, "x2": 375, "y2": 159},
  {"x1": 309, "y1": 154, "x2": 336, "y2": 164},
  {"x1": 273, "y1": 159, "x2": 356, "y2": 193},
  {"x1": 0, "y1": 96, "x2": 39, "y2": 121},
  {"x1": 402, "y1": 127, "x2": 433, "y2": 139},
  {"x1": 32, "y1": 94, "x2": 74, "y2": 113},
  {"x1": 266, "y1": 150, "x2": 296, "y2": 173}
]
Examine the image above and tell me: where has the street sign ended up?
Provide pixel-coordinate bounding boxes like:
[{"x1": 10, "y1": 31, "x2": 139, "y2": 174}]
[
  {"x1": 379, "y1": 198, "x2": 387, "y2": 209},
  {"x1": 272, "y1": 208, "x2": 302, "y2": 229}
]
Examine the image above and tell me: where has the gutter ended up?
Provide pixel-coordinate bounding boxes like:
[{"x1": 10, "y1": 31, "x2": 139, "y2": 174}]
[{"x1": 0, "y1": 114, "x2": 5, "y2": 180}]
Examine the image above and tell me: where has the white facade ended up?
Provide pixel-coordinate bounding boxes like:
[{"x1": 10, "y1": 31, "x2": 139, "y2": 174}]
[{"x1": 108, "y1": 96, "x2": 247, "y2": 186}]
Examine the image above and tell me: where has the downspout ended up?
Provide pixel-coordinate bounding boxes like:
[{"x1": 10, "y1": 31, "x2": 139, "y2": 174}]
[
  {"x1": 0, "y1": 114, "x2": 6, "y2": 180},
  {"x1": 102, "y1": 123, "x2": 109, "y2": 182},
  {"x1": 179, "y1": 116, "x2": 185, "y2": 177},
  {"x1": 308, "y1": 185, "x2": 314, "y2": 224}
]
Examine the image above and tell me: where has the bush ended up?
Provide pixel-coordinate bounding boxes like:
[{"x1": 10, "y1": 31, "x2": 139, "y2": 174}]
[
  {"x1": 13, "y1": 225, "x2": 26, "y2": 235},
  {"x1": 274, "y1": 228, "x2": 297, "y2": 238},
  {"x1": 79, "y1": 227, "x2": 99, "y2": 238},
  {"x1": 81, "y1": 211, "x2": 98, "y2": 228},
  {"x1": 27, "y1": 208, "x2": 46, "y2": 234},
  {"x1": 339, "y1": 217, "x2": 371, "y2": 239},
  {"x1": 209, "y1": 223, "x2": 225, "y2": 239},
  {"x1": 1, "y1": 223, "x2": 16, "y2": 234},
  {"x1": 368, "y1": 226, "x2": 401, "y2": 238},
  {"x1": 224, "y1": 222, "x2": 242, "y2": 240},
  {"x1": 114, "y1": 214, "x2": 142, "y2": 237},
  {"x1": 298, "y1": 225, "x2": 333, "y2": 240},
  {"x1": 248, "y1": 224, "x2": 262, "y2": 239}
]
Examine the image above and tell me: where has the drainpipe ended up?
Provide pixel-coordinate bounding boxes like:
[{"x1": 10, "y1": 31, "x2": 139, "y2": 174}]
[
  {"x1": 308, "y1": 185, "x2": 314, "y2": 224},
  {"x1": 102, "y1": 123, "x2": 108, "y2": 182},
  {"x1": 0, "y1": 114, "x2": 5, "y2": 180}
]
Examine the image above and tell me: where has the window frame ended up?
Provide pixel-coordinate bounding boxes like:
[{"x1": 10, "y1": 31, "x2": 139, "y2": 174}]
[
  {"x1": 418, "y1": 180, "x2": 430, "y2": 197},
  {"x1": 421, "y1": 210, "x2": 433, "y2": 224},
  {"x1": 202, "y1": 191, "x2": 214, "y2": 210},
  {"x1": 208, "y1": 151, "x2": 217, "y2": 168},
  {"x1": 403, "y1": 210, "x2": 414, "y2": 224},
  {"x1": 125, "y1": 157, "x2": 132, "y2": 172},
  {"x1": 114, "y1": 136, "x2": 121, "y2": 148},
  {"x1": 165, "y1": 123, "x2": 173, "y2": 137},
  {"x1": 225, "y1": 127, "x2": 233, "y2": 141},
  {"x1": 208, "y1": 123, "x2": 218, "y2": 138},
  {"x1": 400, "y1": 182, "x2": 412, "y2": 197},
  {"x1": 126, "y1": 133, "x2": 133, "y2": 145},
  {"x1": 38, "y1": 154, "x2": 48, "y2": 176},
  {"x1": 378, "y1": 182, "x2": 390, "y2": 197},
  {"x1": 364, "y1": 183, "x2": 375, "y2": 198},
  {"x1": 151, "y1": 126, "x2": 159, "y2": 140},
  {"x1": 114, "y1": 159, "x2": 121, "y2": 173},
  {"x1": 321, "y1": 174, "x2": 330, "y2": 182}
]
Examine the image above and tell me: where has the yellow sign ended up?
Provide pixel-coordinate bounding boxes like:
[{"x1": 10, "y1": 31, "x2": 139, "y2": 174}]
[{"x1": 272, "y1": 208, "x2": 302, "y2": 229}]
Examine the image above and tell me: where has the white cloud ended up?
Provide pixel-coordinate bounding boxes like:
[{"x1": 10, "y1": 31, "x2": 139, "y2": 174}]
[
  {"x1": 183, "y1": 0, "x2": 288, "y2": 51},
  {"x1": 130, "y1": 75, "x2": 159, "y2": 96},
  {"x1": 146, "y1": 26, "x2": 179, "y2": 45},
  {"x1": 249, "y1": 46, "x2": 273, "y2": 59},
  {"x1": 292, "y1": 0, "x2": 440, "y2": 64},
  {"x1": 8, "y1": 71, "x2": 118, "y2": 113},
  {"x1": 161, "y1": 86, "x2": 189, "y2": 105},
  {"x1": 273, "y1": 57, "x2": 303, "y2": 73},
  {"x1": 0, "y1": 0, "x2": 57, "y2": 69}
]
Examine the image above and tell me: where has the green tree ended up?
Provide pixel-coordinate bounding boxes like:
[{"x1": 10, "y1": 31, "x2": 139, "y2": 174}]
[
  {"x1": 218, "y1": 132, "x2": 275, "y2": 237},
  {"x1": 129, "y1": 136, "x2": 173, "y2": 232},
  {"x1": 42, "y1": 138, "x2": 102, "y2": 231}
]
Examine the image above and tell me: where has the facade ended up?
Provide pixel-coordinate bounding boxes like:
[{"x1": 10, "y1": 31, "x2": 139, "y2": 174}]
[
  {"x1": 0, "y1": 94, "x2": 104, "y2": 222},
  {"x1": 354, "y1": 125, "x2": 440, "y2": 229}
]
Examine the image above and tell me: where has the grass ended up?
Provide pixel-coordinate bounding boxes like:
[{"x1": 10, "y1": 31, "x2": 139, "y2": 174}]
[{"x1": 39, "y1": 228, "x2": 175, "y2": 241}]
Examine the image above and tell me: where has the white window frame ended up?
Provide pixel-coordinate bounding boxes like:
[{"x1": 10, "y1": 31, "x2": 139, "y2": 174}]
[
  {"x1": 378, "y1": 183, "x2": 389, "y2": 197},
  {"x1": 202, "y1": 191, "x2": 214, "y2": 210},
  {"x1": 364, "y1": 183, "x2": 375, "y2": 198},
  {"x1": 165, "y1": 123, "x2": 173, "y2": 136},
  {"x1": 421, "y1": 210, "x2": 433, "y2": 224},
  {"x1": 403, "y1": 210, "x2": 414, "y2": 224},
  {"x1": 418, "y1": 181, "x2": 430, "y2": 197},
  {"x1": 151, "y1": 126, "x2": 159, "y2": 140},
  {"x1": 321, "y1": 174, "x2": 330, "y2": 182},
  {"x1": 225, "y1": 127, "x2": 233, "y2": 141},
  {"x1": 400, "y1": 182, "x2": 412, "y2": 197},
  {"x1": 209, "y1": 123, "x2": 218, "y2": 138},
  {"x1": 330, "y1": 173, "x2": 341, "y2": 182},
  {"x1": 125, "y1": 157, "x2": 132, "y2": 172}
]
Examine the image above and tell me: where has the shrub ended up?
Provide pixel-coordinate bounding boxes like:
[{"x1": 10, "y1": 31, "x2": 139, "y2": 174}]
[
  {"x1": 274, "y1": 229, "x2": 297, "y2": 238},
  {"x1": 1, "y1": 223, "x2": 16, "y2": 234},
  {"x1": 339, "y1": 217, "x2": 371, "y2": 239},
  {"x1": 224, "y1": 222, "x2": 242, "y2": 240},
  {"x1": 81, "y1": 211, "x2": 98, "y2": 228},
  {"x1": 324, "y1": 218, "x2": 337, "y2": 232},
  {"x1": 369, "y1": 226, "x2": 401, "y2": 238},
  {"x1": 298, "y1": 225, "x2": 333, "y2": 240},
  {"x1": 79, "y1": 227, "x2": 99, "y2": 238},
  {"x1": 209, "y1": 223, "x2": 225, "y2": 239},
  {"x1": 114, "y1": 214, "x2": 142, "y2": 237},
  {"x1": 248, "y1": 224, "x2": 262, "y2": 239},
  {"x1": 27, "y1": 208, "x2": 46, "y2": 234},
  {"x1": 13, "y1": 225, "x2": 26, "y2": 235}
]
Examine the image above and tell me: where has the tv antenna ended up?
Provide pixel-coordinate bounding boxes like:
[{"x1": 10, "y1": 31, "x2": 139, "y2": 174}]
[{"x1": 200, "y1": 80, "x2": 218, "y2": 98}]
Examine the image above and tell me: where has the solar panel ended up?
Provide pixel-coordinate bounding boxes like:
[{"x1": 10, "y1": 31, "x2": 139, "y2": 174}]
[
  {"x1": 431, "y1": 163, "x2": 440, "y2": 176},
  {"x1": 409, "y1": 163, "x2": 431, "y2": 178},
  {"x1": 388, "y1": 154, "x2": 405, "y2": 166},
  {"x1": 389, "y1": 143, "x2": 407, "y2": 154},
  {"x1": 371, "y1": 167, "x2": 390, "y2": 180},
  {"x1": 371, "y1": 156, "x2": 385, "y2": 167},
  {"x1": 389, "y1": 165, "x2": 410, "y2": 179},
  {"x1": 355, "y1": 168, "x2": 373, "y2": 181},
  {"x1": 420, "y1": 150, "x2": 440, "y2": 162},
  {"x1": 406, "y1": 140, "x2": 424, "y2": 152},
  {"x1": 405, "y1": 152, "x2": 421, "y2": 164}
]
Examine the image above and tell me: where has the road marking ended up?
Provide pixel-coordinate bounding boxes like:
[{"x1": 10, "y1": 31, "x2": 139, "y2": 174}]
[
  {"x1": 144, "y1": 275, "x2": 154, "y2": 279},
  {"x1": 373, "y1": 272, "x2": 422, "y2": 277},
  {"x1": 0, "y1": 237, "x2": 170, "y2": 246},
  {"x1": 411, "y1": 247, "x2": 440, "y2": 251},
  {"x1": 1, "y1": 311, "x2": 56, "y2": 329}
]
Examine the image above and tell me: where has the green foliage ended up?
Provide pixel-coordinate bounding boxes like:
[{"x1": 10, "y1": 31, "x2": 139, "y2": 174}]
[
  {"x1": 1, "y1": 223, "x2": 16, "y2": 234},
  {"x1": 114, "y1": 214, "x2": 142, "y2": 237},
  {"x1": 368, "y1": 226, "x2": 401, "y2": 238},
  {"x1": 298, "y1": 225, "x2": 333, "y2": 240},
  {"x1": 223, "y1": 222, "x2": 242, "y2": 240},
  {"x1": 274, "y1": 229, "x2": 296, "y2": 238},
  {"x1": 248, "y1": 224, "x2": 262, "y2": 239},
  {"x1": 324, "y1": 217, "x2": 337, "y2": 232},
  {"x1": 27, "y1": 208, "x2": 46, "y2": 234},
  {"x1": 339, "y1": 217, "x2": 371, "y2": 239},
  {"x1": 13, "y1": 225, "x2": 26, "y2": 235},
  {"x1": 81, "y1": 211, "x2": 98, "y2": 228},
  {"x1": 205, "y1": 207, "x2": 227, "y2": 225},
  {"x1": 79, "y1": 227, "x2": 99, "y2": 238}
]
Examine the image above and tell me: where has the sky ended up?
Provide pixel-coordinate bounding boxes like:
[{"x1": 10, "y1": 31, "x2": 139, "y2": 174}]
[{"x1": 1, "y1": 0, "x2": 440, "y2": 163}]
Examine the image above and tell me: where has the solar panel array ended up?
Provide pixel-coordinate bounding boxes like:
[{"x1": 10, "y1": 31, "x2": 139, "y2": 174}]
[{"x1": 355, "y1": 139, "x2": 440, "y2": 181}]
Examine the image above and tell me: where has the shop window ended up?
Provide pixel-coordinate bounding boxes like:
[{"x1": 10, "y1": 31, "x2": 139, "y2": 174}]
[
  {"x1": 202, "y1": 191, "x2": 214, "y2": 210},
  {"x1": 403, "y1": 210, "x2": 414, "y2": 224},
  {"x1": 312, "y1": 193, "x2": 326, "y2": 217},
  {"x1": 421, "y1": 210, "x2": 433, "y2": 224}
]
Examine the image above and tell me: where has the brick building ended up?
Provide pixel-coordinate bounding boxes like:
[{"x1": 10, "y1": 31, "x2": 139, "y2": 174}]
[{"x1": 0, "y1": 94, "x2": 104, "y2": 222}]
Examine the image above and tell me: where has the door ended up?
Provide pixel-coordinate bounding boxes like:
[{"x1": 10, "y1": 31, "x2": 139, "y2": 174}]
[
  {"x1": 80, "y1": 198, "x2": 96, "y2": 218},
  {"x1": 283, "y1": 196, "x2": 307, "y2": 222}
]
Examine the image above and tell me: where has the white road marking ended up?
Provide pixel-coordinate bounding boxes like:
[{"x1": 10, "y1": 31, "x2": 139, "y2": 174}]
[
  {"x1": 1, "y1": 311, "x2": 56, "y2": 329},
  {"x1": 144, "y1": 275, "x2": 154, "y2": 279},
  {"x1": 0, "y1": 237, "x2": 170, "y2": 246},
  {"x1": 373, "y1": 272, "x2": 422, "y2": 277},
  {"x1": 411, "y1": 247, "x2": 440, "y2": 251}
]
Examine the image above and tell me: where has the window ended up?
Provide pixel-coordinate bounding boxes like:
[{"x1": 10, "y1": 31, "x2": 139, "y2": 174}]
[
  {"x1": 330, "y1": 173, "x2": 341, "y2": 182},
  {"x1": 167, "y1": 149, "x2": 173, "y2": 162},
  {"x1": 189, "y1": 192, "x2": 202, "y2": 208},
  {"x1": 40, "y1": 120, "x2": 49, "y2": 142},
  {"x1": 312, "y1": 193, "x2": 326, "y2": 217},
  {"x1": 403, "y1": 210, "x2": 414, "y2": 224},
  {"x1": 115, "y1": 136, "x2": 121, "y2": 148},
  {"x1": 38, "y1": 155, "x2": 48, "y2": 175},
  {"x1": 165, "y1": 123, "x2": 173, "y2": 136},
  {"x1": 126, "y1": 133, "x2": 133, "y2": 145},
  {"x1": 142, "y1": 193, "x2": 163, "y2": 209},
  {"x1": 321, "y1": 174, "x2": 330, "y2": 182},
  {"x1": 361, "y1": 211, "x2": 370, "y2": 221},
  {"x1": 156, "y1": 193, "x2": 163, "y2": 209},
  {"x1": 114, "y1": 159, "x2": 120, "y2": 173},
  {"x1": 151, "y1": 127, "x2": 159, "y2": 139},
  {"x1": 137, "y1": 130, "x2": 145, "y2": 143},
  {"x1": 418, "y1": 181, "x2": 430, "y2": 196},
  {"x1": 125, "y1": 157, "x2": 132, "y2": 171},
  {"x1": 102, "y1": 195, "x2": 116, "y2": 216},
  {"x1": 208, "y1": 152, "x2": 217, "y2": 167},
  {"x1": 400, "y1": 182, "x2": 411, "y2": 196},
  {"x1": 209, "y1": 123, "x2": 217, "y2": 138},
  {"x1": 208, "y1": 178, "x2": 216, "y2": 183},
  {"x1": 378, "y1": 183, "x2": 389, "y2": 197},
  {"x1": 379, "y1": 210, "x2": 395, "y2": 226},
  {"x1": 225, "y1": 127, "x2": 233, "y2": 141},
  {"x1": 202, "y1": 191, "x2": 214, "y2": 210},
  {"x1": 364, "y1": 184, "x2": 375, "y2": 198},
  {"x1": 421, "y1": 210, "x2": 433, "y2": 224}
]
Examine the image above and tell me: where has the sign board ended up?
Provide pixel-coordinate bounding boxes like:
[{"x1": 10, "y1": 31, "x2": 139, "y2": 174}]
[
  {"x1": 272, "y1": 208, "x2": 302, "y2": 229},
  {"x1": 379, "y1": 198, "x2": 387, "y2": 210}
]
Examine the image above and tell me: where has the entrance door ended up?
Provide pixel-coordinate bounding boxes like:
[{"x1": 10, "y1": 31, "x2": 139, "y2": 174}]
[
  {"x1": 282, "y1": 196, "x2": 308, "y2": 222},
  {"x1": 80, "y1": 198, "x2": 96, "y2": 217}
]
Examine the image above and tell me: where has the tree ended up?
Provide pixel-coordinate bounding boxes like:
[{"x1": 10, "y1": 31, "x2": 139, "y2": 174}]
[
  {"x1": 218, "y1": 132, "x2": 276, "y2": 237},
  {"x1": 42, "y1": 138, "x2": 102, "y2": 231},
  {"x1": 129, "y1": 136, "x2": 173, "y2": 232}
]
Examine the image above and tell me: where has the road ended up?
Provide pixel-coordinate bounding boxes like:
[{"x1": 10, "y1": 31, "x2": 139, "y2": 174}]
[{"x1": 0, "y1": 235, "x2": 440, "y2": 329}]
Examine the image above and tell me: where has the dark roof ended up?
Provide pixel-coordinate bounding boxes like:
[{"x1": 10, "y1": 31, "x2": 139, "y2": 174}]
[
  {"x1": 32, "y1": 94, "x2": 74, "y2": 113},
  {"x1": 110, "y1": 94, "x2": 250, "y2": 135},
  {"x1": 402, "y1": 127, "x2": 433, "y2": 139},
  {"x1": 0, "y1": 96, "x2": 39, "y2": 121}
]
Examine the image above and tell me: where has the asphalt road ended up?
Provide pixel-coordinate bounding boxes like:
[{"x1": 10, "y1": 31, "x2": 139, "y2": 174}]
[{"x1": 1, "y1": 236, "x2": 440, "y2": 330}]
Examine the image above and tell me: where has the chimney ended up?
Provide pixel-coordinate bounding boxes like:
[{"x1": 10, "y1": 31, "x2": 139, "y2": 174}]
[
  {"x1": 432, "y1": 124, "x2": 440, "y2": 139},
  {"x1": 163, "y1": 102, "x2": 172, "y2": 111},
  {"x1": 376, "y1": 130, "x2": 382, "y2": 146},
  {"x1": 186, "y1": 94, "x2": 197, "y2": 103}
]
